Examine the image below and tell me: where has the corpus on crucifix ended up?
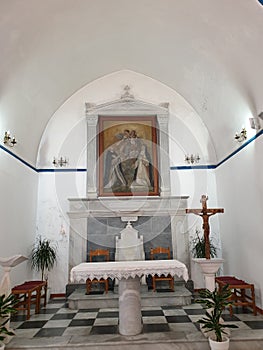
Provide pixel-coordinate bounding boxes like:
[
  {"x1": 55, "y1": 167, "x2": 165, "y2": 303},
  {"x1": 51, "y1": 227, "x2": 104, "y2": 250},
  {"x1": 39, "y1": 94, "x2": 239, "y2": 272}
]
[{"x1": 186, "y1": 195, "x2": 224, "y2": 259}]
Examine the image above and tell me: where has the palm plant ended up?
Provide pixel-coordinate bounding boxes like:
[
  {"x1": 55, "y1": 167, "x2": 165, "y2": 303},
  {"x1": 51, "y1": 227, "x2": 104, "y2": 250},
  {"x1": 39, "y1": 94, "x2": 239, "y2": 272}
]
[
  {"x1": 0, "y1": 294, "x2": 18, "y2": 344},
  {"x1": 196, "y1": 284, "x2": 238, "y2": 342},
  {"x1": 30, "y1": 236, "x2": 58, "y2": 281}
]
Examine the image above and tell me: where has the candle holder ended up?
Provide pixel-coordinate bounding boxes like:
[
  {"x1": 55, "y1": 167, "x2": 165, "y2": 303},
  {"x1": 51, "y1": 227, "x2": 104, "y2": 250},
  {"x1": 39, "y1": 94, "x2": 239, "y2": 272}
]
[{"x1": 3, "y1": 131, "x2": 17, "y2": 147}]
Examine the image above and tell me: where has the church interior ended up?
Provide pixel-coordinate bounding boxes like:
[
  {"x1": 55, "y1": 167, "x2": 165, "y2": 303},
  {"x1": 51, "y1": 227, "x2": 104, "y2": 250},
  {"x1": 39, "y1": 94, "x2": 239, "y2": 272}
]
[{"x1": 1, "y1": 1, "x2": 263, "y2": 349}]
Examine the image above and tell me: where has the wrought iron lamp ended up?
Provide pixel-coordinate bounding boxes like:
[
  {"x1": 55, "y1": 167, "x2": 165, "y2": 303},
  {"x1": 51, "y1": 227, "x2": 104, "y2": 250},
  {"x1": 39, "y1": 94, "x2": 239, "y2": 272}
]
[
  {"x1": 3, "y1": 131, "x2": 17, "y2": 147},
  {"x1": 235, "y1": 128, "x2": 247, "y2": 142},
  {"x1": 53, "y1": 157, "x2": 69, "y2": 167},
  {"x1": 185, "y1": 154, "x2": 200, "y2": 164}
]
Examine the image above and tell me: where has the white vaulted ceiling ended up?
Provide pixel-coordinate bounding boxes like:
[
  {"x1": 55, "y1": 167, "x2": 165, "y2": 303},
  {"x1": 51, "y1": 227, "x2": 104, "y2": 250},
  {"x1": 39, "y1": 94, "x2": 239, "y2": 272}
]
[{"x1": 1, "y1": 0, "x2": 263, "y2": 166}]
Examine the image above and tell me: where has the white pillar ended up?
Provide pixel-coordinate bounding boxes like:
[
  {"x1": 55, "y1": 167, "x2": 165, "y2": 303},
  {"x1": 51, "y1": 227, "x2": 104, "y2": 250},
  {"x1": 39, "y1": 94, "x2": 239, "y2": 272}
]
[
  {"x1": 157, "y1": 113, "x2": 171, "y2": 197},
  {"x1": 68, "y1": 217, "x2": 88, "y2": 275},
  {"x1": 118, "y1": 277, "x2": 142, "y2": 336},
  {"x1": 86, "y1": 114, "x2": 98, "y2": 198},
  {"x1": 170, "y1": 214, "x2": 189, "y2": 270}
]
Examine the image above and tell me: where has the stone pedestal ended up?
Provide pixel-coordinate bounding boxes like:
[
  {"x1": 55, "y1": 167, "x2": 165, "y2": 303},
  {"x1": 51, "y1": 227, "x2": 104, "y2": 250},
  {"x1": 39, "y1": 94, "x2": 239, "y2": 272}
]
[
  {"x1": 193, "y1": 258, "x2": 224, "y2": 291},
  {"x1": 118, "y1": 277, "x2": 142, "y2": 336}
]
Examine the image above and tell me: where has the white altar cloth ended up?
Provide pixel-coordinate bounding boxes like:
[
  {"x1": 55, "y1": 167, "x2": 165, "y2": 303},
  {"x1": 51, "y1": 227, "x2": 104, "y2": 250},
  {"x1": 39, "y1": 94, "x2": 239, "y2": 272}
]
[
  {"x1": 70, "y1": 259, "x2": 189, "y2": 283},
  {"x1": 70, "y1": 259, "x2": 189, "y2": 336}
]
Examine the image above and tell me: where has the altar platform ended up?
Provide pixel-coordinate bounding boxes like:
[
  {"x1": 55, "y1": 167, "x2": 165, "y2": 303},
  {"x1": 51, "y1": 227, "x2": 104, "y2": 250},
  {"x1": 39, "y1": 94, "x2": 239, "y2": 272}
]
[{"x1": 67, "y1": 283, "x2": 192, "y2": 310}]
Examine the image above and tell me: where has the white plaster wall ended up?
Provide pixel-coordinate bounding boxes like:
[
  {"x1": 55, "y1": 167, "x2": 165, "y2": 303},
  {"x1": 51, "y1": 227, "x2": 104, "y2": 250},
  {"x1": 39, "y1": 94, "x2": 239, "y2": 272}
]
[
  {"x1": 36, "y1": 171, "x2": 86, "y2": 294},
  {"x1": 36, "y1": 70, "x2": 216, "y2": 169},
  {"x1": 0, "y1": 151, "x2": 38, "y2": 287},
  {"x1": 171, "y1": 168, "x2": 222, "y2": 288},
  {"x1": 216, "y1": 135, "x2": 263, "y2": 308}
]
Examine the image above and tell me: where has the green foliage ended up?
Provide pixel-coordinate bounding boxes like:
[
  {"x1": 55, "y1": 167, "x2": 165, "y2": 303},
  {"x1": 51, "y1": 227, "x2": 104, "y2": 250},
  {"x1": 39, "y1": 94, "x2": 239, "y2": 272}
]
[
  {"x1": 0, "y1": 294, "x2": 19, "y2": 342},
  {"x1": 30, "y1": 236, "x2": 58, "y2": 280},
  {"x1": 196, "y1": 285, "x2": 238, "y2": 342},
  {"x1": 191, "y1": 229, "x2": 217, "y2": 258}
]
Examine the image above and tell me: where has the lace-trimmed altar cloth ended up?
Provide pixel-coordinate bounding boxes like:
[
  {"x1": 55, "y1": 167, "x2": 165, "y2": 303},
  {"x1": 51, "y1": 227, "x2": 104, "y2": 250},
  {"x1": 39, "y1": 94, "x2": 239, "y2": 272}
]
[{"x1": 70, "y1": 259, "x2": 189, "y2": 283}]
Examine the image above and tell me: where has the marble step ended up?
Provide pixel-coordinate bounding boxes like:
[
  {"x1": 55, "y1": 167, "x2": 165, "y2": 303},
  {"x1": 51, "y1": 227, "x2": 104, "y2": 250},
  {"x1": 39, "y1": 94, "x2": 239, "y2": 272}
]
[
  {"x1": 7, "y1": 336, "x2": 263, "y2": 350},
  {"x1": 67, "y1": 284, "x2": 192, "y2": 310}
]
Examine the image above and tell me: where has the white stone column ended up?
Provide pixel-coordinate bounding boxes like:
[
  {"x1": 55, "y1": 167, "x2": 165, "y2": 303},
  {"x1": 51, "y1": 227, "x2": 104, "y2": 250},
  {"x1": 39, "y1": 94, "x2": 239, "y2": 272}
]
[
  {"x1": 118, "y1": 277, "x2": 142, "y2": 336},
  {"x1": 170, "y1": 214, "x2": 189, "y2": 270},
  {"x1": 69, "y1": 218, "x2": 88, "y2": 275},
  {"x1": 86, "y1": 114, "x2": 98, "y2": 198},
  {"x1": 157, "y1": 113, "x2": 171, "y2": 197}
]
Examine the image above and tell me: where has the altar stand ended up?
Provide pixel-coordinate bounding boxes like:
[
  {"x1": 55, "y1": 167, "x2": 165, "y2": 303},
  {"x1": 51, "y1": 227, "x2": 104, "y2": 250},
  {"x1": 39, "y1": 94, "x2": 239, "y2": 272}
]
[{"x1": 70, "y1": 259, "x2": 189, "y2": 336}]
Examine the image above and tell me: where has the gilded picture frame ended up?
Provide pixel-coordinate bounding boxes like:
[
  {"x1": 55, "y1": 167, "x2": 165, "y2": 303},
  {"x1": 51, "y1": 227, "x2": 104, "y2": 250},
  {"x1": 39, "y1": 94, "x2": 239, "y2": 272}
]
[{"x1": 98, "y1": 115, "x2": 159, "y2": 197}]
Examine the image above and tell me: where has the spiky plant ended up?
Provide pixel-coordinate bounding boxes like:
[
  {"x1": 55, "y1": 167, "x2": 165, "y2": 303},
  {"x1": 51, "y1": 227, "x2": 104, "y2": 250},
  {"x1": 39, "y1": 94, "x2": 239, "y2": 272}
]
[
  {"x1": 196, "y1": 284, "x2": 238, "y2": 342},
  {"x1": 30, "y1": 236, "x2": 57, "y2": 280},
  {"x1": 191, "y1": 229, "x2": 217, "y2": 258},
  {"x1": 0, "y1": 294, "x2": 19, "y2": 343}
]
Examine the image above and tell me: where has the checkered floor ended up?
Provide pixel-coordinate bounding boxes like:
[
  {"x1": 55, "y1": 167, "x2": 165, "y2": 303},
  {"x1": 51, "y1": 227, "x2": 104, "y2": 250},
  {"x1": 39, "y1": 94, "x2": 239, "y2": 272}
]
[{"x1": 10, "y1": 298, "x2": 263, "y2": 339}]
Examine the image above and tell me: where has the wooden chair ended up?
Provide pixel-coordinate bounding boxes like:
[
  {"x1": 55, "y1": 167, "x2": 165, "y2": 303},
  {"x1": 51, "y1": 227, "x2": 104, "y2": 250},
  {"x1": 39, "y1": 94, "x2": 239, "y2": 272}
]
[
  {"x1": 150, "y1": 247, "x2": 174, "y2": 292},
  {"x1": 86, "y1": 249, "x2": 110, "y2": 294}
]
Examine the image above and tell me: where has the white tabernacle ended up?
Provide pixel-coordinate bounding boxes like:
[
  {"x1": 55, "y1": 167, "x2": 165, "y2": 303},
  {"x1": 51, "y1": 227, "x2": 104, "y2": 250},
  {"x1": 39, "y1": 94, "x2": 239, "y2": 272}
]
[{"x1": 70, "y1": 259, "x2": 189, "y2": 336}]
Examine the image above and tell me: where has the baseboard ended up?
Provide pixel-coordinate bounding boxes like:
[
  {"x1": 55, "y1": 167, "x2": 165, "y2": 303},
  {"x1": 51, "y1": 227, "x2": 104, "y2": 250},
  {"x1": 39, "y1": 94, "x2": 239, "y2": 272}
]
[{"x1": 50, "y1": 293, "x2": 66, "y2": 299}]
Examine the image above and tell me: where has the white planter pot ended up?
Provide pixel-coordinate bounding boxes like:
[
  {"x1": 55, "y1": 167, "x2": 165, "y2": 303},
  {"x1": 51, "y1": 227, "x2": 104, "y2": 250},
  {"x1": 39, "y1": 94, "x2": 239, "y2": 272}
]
[{"x1": 209, "y1": 336, "x2": 229, "y2": 350}]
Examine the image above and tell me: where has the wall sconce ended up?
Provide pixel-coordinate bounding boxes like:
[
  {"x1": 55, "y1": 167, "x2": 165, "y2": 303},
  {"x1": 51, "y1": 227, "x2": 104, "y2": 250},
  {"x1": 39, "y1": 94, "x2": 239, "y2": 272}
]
[
  {"x1": 3, "y1": 131, "x2": 17, "y2": 147},
  {"x1": 235, "y1": 128, "x2": 247, "y2": 142},
  {"x1": 185, "y1": 154, "x2": 200, "y2": 164},
  {"x1": 249, "y1": 118, "x2": 261, "y2": 130},
  {"x1": 52, "y1": 157, "x2": 69, "y2": 167}
]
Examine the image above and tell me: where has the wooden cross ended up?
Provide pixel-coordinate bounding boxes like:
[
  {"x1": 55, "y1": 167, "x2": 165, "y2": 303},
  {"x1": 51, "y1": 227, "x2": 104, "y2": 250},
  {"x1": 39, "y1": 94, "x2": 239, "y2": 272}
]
[{"x1": 186, "y1": 195, "x2": 224, "y2": 259}]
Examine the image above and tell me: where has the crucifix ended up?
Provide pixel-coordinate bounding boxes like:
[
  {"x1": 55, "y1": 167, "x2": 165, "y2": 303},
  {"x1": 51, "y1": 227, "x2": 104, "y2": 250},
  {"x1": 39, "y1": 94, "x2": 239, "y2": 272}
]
[{"x1": 186, "y1": 195, "x2": 224, "y2": 259}]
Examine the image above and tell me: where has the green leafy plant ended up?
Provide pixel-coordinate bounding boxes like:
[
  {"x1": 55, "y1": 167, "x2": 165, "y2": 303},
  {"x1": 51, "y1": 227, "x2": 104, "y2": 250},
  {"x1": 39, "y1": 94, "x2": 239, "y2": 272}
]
[
  {"x1": 191, "y1": 229, "x2": 217, "y2": 258},
  {"x1": 30, "y1": 236, "x2": 58, "y2": 281},
  {"x1": 0, "y1": 294, "x2": 19, "y2": 343},
  {"x1": 196, "y1": 285, "x2": 238, "y2": 342}
]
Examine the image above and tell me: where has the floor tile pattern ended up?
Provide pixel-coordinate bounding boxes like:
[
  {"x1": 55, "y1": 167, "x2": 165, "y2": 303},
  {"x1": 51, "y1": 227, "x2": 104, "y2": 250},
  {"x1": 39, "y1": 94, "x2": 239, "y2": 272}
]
[{"x1": 9, "y1": 298, "x2": 263, "y2": 339}]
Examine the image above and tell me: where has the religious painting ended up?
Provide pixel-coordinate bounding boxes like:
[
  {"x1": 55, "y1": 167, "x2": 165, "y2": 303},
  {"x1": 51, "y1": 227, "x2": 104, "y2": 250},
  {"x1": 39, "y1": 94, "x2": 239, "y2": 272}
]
[{"x1": 98, "y1": 116, "x2": 159, "y2": 197}]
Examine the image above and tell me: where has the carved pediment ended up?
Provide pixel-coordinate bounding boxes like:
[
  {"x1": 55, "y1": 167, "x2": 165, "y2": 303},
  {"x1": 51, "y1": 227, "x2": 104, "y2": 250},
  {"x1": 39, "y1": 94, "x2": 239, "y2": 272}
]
[{"x1": 86, "y1": 85, "x2": 169, "y2": 116}]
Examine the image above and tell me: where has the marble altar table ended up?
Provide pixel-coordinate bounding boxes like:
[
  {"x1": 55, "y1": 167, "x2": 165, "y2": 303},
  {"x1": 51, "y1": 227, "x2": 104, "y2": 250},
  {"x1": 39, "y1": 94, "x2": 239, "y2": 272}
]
[{"x1": 70, "y1": 259, "x2": 189, "y2": 336}]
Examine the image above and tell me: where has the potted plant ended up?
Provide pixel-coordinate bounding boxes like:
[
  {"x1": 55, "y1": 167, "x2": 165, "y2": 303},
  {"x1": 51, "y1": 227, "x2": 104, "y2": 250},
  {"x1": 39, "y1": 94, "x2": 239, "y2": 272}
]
[
  {"x1": 196, "y1": 284, "x2": 238, "y2": 350},
  {"x1": 30, "y1": 236, "x2": 58, "y2": 281},
  {"x1": 0, "y1": 293, "x2": 19, "y2": 349},
  {"x1": 191, "y1": 229, "x2": 217, "y2": 258}
]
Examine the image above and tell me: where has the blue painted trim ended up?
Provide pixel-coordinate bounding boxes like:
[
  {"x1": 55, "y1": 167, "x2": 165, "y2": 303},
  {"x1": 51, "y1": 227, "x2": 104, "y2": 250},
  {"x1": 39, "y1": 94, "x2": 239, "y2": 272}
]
[
  {"x1": 170, "y1": 165, "x2": 216, "y2": 170},
  {"x1": 0, "y1": 144, "x2": 37, "y2": 172},
  {"x1": 37, "y1": 168, "x2": 87, "y2": 173},
  {"x1": 1, "y1": 130, "x2": 262, "y2": 172},
  {"x1": 216, "y1": 130, "x2": 263, "y2": 168}
]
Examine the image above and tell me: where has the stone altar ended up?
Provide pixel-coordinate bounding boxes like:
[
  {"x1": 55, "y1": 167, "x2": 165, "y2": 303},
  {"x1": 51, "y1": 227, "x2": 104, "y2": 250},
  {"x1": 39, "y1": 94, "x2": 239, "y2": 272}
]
[{"x1": 70, "y1": 259, "x2": 189, "y2": 336}]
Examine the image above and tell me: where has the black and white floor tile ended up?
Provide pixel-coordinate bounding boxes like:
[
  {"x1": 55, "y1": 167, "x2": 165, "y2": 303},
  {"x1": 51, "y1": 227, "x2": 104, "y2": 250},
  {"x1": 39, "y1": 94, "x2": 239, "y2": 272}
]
[{"x1": 10, "y1": 298, "x2": 263, "y2": 340}]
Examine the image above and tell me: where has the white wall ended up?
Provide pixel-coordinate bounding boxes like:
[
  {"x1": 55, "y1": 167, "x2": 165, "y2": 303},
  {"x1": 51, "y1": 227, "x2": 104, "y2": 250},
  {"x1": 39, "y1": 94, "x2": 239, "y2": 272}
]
[
  {"x1": 171, "y1": 168, "x2": 222, "y2": 288},
  {"x1": 36, "y1": 171, "x2": 86, "y2": 294},
  {"x1": 0, "y1": 150, "x2": 38, "y2": 288},
  {"x1": 216, "y1": 135, "x2": 263, "y2": 308},
  {"x1": 37, "y1": 70, "x2": 217, "y2": 169}
]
